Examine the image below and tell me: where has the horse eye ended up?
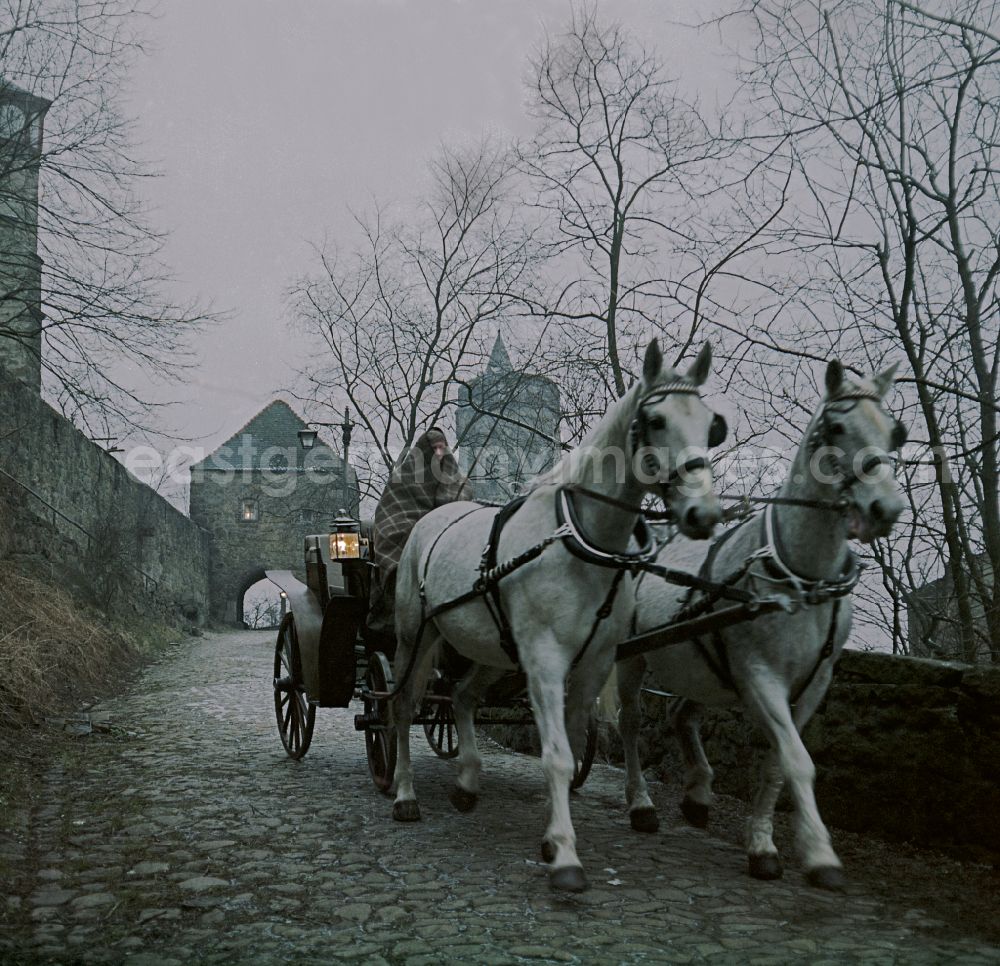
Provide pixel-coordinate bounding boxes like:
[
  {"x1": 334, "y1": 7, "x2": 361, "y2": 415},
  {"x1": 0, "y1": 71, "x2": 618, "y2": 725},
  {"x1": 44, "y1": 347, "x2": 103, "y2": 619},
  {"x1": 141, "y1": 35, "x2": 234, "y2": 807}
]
[
  {"x1": 828, "y1": 422, "x2": 845, "y2": 435},
  {"x1": 647, "y1": 413, "x2": 667, "y2": 431}
]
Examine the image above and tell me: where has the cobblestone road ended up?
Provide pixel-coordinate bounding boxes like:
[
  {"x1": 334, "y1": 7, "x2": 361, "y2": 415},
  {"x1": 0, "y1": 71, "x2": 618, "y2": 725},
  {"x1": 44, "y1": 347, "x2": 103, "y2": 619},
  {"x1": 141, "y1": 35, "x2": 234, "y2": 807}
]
[{"x1": 2, "y1": 630, "x2": 998, "y2": 965}]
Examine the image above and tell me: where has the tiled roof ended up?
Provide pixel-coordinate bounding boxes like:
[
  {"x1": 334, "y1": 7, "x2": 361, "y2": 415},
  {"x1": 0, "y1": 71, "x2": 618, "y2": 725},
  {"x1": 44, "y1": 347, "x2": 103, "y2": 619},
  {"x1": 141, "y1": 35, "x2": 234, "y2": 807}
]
[
  {"x1": 191, "y1": 400, "x2": 345, "y2": 474},
  {"x1": 0, "y1": 77, "x2": 51, "y2": 111}
]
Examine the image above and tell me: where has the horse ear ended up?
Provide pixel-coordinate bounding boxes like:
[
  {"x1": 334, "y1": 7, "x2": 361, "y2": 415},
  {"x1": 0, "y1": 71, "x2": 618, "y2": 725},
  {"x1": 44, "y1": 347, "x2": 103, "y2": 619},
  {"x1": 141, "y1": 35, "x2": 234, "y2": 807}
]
[
  {"x1": 686, "y1": 342, "x2": 713, "y2": 386},
  {"x1": 643, "y1": 338, "x2": 663, "y2": 383},
  {"x1": 825, "y1": 359, "x2": 844, "y2": 397},
  {"x1": 873, "y1": 361, "x2": 900, "y2": 398}
]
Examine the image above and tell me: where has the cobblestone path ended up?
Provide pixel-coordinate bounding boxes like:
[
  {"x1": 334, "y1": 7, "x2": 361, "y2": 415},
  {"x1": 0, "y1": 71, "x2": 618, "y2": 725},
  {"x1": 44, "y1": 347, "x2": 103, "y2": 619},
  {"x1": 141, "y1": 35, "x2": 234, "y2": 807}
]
[{"x1": 2, "y1": 630, "x2": 998, "y2": 965}]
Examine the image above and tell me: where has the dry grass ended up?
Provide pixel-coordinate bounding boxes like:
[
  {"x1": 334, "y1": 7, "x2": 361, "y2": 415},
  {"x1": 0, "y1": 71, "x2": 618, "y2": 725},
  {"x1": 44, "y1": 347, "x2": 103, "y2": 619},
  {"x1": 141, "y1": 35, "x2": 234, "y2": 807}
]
[
  {"x1": 0, "y1": 562, "x2": 138, "y2": 731},
  {"x1": 0, "y1": 539, "x2": 179, "y2": 816}
]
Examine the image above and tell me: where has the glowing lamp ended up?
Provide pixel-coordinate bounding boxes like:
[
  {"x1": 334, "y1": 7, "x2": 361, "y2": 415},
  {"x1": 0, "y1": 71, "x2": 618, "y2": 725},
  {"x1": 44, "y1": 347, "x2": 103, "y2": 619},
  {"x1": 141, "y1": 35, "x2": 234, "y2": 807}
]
[{"x1": 330, "y1": 514, "x2": 362, "y2": 560}]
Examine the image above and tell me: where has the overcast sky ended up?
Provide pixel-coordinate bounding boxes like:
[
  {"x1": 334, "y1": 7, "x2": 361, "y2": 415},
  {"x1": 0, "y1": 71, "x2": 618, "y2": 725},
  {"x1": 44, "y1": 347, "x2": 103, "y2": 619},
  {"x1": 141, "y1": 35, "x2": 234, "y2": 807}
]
[{"x1": 123, "y1": 0, "x2": 733, "y2": 460}]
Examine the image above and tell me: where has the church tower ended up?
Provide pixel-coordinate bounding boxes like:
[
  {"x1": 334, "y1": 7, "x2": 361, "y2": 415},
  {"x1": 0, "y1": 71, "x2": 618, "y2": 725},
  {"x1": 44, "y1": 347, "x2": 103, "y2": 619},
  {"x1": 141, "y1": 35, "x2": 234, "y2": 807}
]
[
  {"x1": 455, "y1": 334, "x2": 561, "y2": 503},
  {"x1": 0, "y1": 80, "x2": 50, "y2": 392}
]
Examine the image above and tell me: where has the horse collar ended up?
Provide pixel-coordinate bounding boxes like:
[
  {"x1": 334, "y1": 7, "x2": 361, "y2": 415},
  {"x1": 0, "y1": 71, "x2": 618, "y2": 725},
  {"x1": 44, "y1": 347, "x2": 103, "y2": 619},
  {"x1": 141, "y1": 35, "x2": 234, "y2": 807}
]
[
  {"x1": 755, "y1": 504, "x2": 861, "y2": 602},
  {"x1": 556, "y1": 488, "x2": 658, "y2": 570}
]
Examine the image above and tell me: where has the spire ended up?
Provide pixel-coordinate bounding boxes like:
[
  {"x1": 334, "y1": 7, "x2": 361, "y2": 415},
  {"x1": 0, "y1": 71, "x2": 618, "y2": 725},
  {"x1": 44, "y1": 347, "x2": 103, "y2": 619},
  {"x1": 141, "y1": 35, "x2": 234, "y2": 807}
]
[{"x1": 487, "y1": 333, "x2": 512, "y2": 373}]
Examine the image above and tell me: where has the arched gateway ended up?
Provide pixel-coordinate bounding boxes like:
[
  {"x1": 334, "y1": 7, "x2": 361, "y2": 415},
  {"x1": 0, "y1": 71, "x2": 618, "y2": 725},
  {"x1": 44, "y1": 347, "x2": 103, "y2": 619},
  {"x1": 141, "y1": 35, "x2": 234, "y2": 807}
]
[{"x1": 189, "y1": 400, "x2": 358, "y2": 624}]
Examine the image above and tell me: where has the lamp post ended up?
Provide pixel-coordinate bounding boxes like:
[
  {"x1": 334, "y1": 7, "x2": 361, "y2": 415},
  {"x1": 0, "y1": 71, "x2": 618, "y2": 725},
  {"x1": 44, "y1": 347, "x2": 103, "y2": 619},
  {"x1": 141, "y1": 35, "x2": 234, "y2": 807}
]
[{"x1": 297, "y1": 407, "x2": 357, "y2": 517}]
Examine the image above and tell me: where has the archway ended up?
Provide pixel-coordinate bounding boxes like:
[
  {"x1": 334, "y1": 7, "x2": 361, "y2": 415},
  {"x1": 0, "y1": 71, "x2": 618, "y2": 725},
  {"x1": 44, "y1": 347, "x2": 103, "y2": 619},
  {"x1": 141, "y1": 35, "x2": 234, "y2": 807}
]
[{"x1": 235, "y1": 567, "x2": 285, "y2": 628}]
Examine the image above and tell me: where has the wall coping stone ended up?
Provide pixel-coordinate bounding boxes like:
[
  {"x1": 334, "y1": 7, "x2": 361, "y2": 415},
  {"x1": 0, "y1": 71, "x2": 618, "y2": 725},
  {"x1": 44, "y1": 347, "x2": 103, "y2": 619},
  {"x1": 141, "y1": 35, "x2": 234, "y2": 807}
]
[{"x1": 838, "y1": 648, "x2": 969, "y2": 687}]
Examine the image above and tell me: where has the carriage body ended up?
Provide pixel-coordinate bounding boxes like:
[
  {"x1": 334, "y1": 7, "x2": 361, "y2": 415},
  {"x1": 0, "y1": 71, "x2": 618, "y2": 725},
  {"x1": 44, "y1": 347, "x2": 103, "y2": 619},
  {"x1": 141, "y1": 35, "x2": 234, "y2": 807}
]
[
  {"x1": 266, "y1": 513, "x2": 598, "y2": 787},
  {"x1": 267, "y1": 520, "x2": 373, "y2": 715}
]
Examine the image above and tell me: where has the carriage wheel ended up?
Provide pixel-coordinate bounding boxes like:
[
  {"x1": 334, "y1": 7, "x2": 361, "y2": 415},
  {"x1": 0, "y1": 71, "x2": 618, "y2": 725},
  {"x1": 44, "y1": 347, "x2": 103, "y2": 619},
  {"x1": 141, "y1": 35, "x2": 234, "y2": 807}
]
[
  {"x1": 364, "y1": 651, "x2": 397, "y2": 794},
  {"x1": 422, "y1": 671, "x2": 459, "y2": 759},
  {"x1": 273, "y1": 614, "x2": 316, "y2": 760},
  {"x1": 570, "y1": 711, "x2": 599, "y2": 791}
]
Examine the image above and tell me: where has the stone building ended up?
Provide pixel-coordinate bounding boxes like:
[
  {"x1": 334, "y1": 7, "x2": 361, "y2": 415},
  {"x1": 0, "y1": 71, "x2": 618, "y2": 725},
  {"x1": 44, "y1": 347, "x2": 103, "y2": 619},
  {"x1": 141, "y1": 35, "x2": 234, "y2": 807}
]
[
  {"x1": 189, "y1": 400, "x2": 357, "y2": 624},
  {"x1": 455, "y1": 335, "x2": 561, "y2": 503},
  {"x1": 0, "y1": 79, "x2": 50, "y2": 391},
  {"x1": 907, "y1": 557, "x2": 996, "y2": 663}
]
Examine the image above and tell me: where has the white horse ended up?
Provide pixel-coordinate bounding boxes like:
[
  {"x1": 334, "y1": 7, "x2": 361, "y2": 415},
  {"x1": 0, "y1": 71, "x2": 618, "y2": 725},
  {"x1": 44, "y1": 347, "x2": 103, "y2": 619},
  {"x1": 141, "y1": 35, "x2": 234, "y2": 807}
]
[
  {"x1": 392, "y1": 339, "x2": 726, "y2": 892},
  {"x1": 617, "y1": 360, "x2": 907, "y2": 890}
]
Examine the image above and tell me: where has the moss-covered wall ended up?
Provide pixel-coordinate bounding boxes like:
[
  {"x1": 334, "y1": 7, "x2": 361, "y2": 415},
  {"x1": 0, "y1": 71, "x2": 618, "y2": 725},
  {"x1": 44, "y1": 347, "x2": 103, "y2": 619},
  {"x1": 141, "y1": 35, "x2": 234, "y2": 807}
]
[
  {"x1": 0, "y1": 375, "x2": 210, "y2": 622},
  {"x1": 628, "y1": 649, "x2": 1000, "y2": 862}
]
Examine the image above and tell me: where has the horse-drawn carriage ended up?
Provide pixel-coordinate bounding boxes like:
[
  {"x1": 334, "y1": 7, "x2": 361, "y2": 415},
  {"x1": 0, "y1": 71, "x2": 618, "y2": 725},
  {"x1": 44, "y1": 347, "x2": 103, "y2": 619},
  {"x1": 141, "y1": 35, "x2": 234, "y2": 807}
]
[
  {"x1": 267, "y1": 514, "x2": 597, "y2": 792},
  {"x1": 266, "y1": 342, "x2": 908, "y2": 893}
]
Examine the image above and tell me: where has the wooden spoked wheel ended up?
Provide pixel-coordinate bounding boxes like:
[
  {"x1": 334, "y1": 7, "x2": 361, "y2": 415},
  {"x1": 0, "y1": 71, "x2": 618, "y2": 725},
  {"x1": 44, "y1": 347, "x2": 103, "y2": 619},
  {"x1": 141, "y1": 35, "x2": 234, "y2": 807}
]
[
  {"x1": 273, "y1": 614, "x2": 316, "y2": 760},
  {"x1": 570, "y1": 711, "x2": 598, "y2": 791},
  {"x1": 364, "y1": 651, "x2": 397, "y2": 794},
  {"x1": 422, "y1": 671, "x2": 459, "y2": 760}
]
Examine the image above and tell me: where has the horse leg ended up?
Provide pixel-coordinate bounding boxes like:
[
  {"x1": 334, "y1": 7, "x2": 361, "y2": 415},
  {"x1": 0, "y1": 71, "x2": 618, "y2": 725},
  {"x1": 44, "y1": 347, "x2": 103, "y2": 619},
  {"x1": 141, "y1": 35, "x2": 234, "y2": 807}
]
[
  {"x1": 742, "y1": 671, "x2": 844, "y2": 890},
  {"x1": 523, "y1": 639, "x2": 586, "y2": 892},
  {"x1": 617, "y1": 655, "x2": 659, "y2": 833},
  {"x1": 564, "y1": 648, "x2": 615, "y2": 789},
  {"x1": 745, "y1": 749, "x2": 785, "y2": 881},
  {"x1": 449, "y1": 663, "x2": 505, "y2": 813},
  {"x1": 391, "y1": 628, "x2": 437, "y2": 823},
  {"x1": 673, "y1": 699, "x2": 713, "y2": 829}
]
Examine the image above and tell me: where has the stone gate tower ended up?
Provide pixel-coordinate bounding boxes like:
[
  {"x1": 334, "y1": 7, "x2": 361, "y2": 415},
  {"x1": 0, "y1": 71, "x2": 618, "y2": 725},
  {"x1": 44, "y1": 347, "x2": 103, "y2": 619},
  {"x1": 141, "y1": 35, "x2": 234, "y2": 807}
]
[
  {"x1": 455, "y1": 335, "x2": 561, "y2": 503},
  {"x1": 0, "y1": 79, "x2": 50, "y2": 392},
  {"x1": 189, "y1": 400, "x2": 358, "y2": 624}
]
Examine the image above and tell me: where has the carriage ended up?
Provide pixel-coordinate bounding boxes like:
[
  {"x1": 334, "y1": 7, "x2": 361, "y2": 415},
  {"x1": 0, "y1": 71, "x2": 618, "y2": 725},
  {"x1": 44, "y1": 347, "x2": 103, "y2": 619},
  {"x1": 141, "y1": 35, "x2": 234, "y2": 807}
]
[
  {"x1": 265, "y1": 347, "x2": 906, "y2": 893},
  {"x1": 267, "y1": 514, "x2": 598, "y2": 792}
]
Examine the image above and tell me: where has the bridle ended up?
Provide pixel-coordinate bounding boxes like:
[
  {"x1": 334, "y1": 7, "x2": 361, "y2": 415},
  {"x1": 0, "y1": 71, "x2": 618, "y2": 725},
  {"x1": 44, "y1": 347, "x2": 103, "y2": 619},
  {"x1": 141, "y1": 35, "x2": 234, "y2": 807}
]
[
  {"x1": 807, "y1": 388, "x2": 908, "y2": 508},
  {"x1": 627, "y1": 380, "x2": 728, "y2": 489}
]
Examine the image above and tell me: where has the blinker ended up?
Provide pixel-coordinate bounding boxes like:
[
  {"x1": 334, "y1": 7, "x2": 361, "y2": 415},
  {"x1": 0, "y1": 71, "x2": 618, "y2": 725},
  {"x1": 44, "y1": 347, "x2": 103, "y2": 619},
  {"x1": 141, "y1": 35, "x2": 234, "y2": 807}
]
[
  {"x1": 891, "y1": 419, "x2": 908, "y2": 451},
  {"x1": 709, "y1": 413, "x2": 727, "y2": 448}
]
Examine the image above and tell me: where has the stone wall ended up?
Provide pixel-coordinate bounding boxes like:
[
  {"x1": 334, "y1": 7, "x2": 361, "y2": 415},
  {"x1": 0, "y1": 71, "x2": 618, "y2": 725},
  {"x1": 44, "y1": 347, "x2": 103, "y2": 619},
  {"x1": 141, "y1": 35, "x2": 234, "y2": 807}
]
[
  {"x1": 0, "y1": 85, "x2": 47, "y2": 394},
  {"x1": 0, "y1": 375, "x2": 210, "y2": 623},
  {"x1": 628, "y1": 649, "x2": 1000, "y2": 862}
]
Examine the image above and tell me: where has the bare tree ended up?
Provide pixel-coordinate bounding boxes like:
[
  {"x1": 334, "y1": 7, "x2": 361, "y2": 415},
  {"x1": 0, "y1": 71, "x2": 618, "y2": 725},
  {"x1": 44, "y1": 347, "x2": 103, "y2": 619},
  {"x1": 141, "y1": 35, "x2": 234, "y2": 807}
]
[
  {"x1": 289, "y1": 139, "x2": 544, "y2": 501},
  {"x1": 731, "y1": 0, "x2": 1000, "y2": 661},
  {"x1": 520, "y1": 3, "x2": 794, "y2": 476},
  {"x1": 0, "y1": 0, "x2": 204, "y2": 438}
]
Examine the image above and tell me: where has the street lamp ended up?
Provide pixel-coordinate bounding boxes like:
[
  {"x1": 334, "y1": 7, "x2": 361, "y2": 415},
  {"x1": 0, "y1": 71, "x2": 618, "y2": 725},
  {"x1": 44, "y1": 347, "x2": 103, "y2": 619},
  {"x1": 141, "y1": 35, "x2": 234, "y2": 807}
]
[{"x1": 297, "y1": 407, "x2": 357, "y2": 516}]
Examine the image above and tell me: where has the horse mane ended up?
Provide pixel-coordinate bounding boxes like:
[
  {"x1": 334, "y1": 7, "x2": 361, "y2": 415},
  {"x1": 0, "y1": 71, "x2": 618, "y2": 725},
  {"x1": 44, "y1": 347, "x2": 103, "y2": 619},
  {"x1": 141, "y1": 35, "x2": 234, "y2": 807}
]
[{"x1": 524, "y1": 365, "x2": 687, "y2": 493}]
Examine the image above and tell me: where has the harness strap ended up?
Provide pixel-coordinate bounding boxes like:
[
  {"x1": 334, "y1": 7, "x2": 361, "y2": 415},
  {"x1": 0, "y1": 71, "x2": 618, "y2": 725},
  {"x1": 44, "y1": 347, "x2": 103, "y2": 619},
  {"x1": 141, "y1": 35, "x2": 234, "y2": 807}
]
[
  {"x1": 416, "y1": 483, "x2": 666, "y2": 675},
  {"x1": 685, "y1": 525, "x2": 749, "y2": 694},
  {"x1": 694, "y1": 632, "x2": 739, "y2": 696},
  {"x1": 790, "y1": 600, "x2": 842, "y2": 706},
  {"x1": 572, "y1": 568, "x2": 628, "y2": 671},
  {"x1": 374, "y1": 505, "x2": 490, "y2": 706},
  {"x1": 477, "y1": 496, "x2": 529, "y2": 665}
]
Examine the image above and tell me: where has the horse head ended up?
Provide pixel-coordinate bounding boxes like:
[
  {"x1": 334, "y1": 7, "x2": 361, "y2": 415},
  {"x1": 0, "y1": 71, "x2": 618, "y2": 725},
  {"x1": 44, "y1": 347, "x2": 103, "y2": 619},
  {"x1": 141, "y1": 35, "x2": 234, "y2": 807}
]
[
  {"x1": 629, "y1": 339, "x2": 725, "y2": 539},
  {"x1": 810, "y1": 359, "x2": 908, "y2": 543}
]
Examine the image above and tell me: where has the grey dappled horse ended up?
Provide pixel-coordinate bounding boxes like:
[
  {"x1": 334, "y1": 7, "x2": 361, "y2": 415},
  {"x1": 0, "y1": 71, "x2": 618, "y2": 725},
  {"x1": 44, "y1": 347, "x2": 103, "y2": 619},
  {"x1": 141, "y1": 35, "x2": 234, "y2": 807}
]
[
  {"x1": 392, "y1": 339, "x2": 725, "y2": 892},
  {"x1": 618, "y1": 360, "x2": 907, "y2": 890}
]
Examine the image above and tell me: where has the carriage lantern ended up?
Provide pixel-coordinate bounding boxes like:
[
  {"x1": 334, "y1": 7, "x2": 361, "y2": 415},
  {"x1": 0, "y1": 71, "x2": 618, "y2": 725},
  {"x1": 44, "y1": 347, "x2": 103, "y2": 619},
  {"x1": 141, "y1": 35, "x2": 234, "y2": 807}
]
[{"x1": 330, "y1": 513, "x2": 363, "y2": 560}]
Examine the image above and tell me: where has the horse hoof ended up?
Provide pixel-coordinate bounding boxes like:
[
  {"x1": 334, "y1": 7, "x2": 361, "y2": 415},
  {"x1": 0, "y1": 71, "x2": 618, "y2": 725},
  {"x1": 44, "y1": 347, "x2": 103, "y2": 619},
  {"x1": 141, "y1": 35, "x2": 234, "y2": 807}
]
[
  {"x1": 392, "y1": 800, "x2": 421, "y2": 823},
  {"x1": 540, "y1": 840, "x2": 556, "y2": 864},
  {"x1": 748, "y1": 853, "x2": 783, "y2": 880},
  {"x1": 807, "y1": 865, "x2": 847, "y2": 892},
  {"x1": 549, "y1": 866, "x2": 588, "y2": 893},
  {"x1": 449, "y1": 786, "x2": 478, "y2": 813},
  {"x1": 680, "y1": 796, "x2": 709, "y2": 829},
  {"x1": 629, "y1": 807, "x2": 660, "y2": 834}
]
